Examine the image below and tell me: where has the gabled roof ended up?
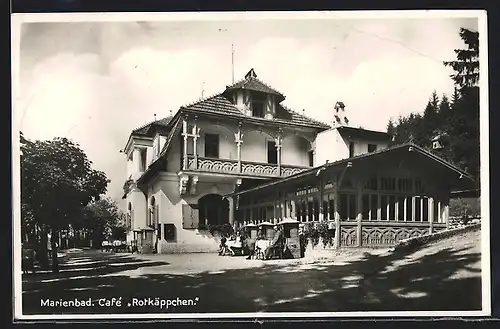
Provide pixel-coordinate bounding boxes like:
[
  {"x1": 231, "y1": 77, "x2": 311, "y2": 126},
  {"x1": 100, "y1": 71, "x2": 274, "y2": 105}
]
[
  {"x1": 181, "y1": 94, "x2": 330, "y2": 129},
  {"x1": 223, "y1": 143, "x2": 475, "y2": 198},
  {"x1": 225, "y1": 68, "x2": 285, "y2": 102},
  {"x1": 336, "y1": 126, "x2": 392, "y2": 142},
  {"x1": 132, "y1": 116, "x2": 173, "y2": 136}
]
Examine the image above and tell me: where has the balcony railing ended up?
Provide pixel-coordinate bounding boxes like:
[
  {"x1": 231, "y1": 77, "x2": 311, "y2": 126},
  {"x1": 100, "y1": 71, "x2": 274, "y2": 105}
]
[{"x1": 186, "y1": 155, "x2": 309, "y2": 178}]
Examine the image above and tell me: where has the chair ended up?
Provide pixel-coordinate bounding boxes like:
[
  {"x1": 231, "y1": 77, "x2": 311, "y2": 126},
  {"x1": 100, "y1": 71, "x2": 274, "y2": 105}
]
[{"x1": 254, "y1": 246, "x2": 264, "y2": 260}]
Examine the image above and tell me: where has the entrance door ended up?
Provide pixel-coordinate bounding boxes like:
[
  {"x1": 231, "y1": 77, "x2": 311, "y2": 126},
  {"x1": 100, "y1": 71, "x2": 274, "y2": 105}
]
[{"x1": 199, "y1": 194, "x2": 229, "y2": 227}]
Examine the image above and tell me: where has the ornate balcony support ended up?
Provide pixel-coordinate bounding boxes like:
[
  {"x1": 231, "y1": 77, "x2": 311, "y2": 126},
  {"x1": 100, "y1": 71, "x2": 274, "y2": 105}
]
[
  {"x1": 181, "y1": 118, "x2": 188, "y2": 170},
  {"x1": 235, "y1": 123, "x2": 244, "y2": 173},
  {"x1": 192, "y1": 118, "x2": 200, "y2": 170},
  {"x1": 179, "y1": 174, "x2": 189, "y2": 195},
  {"x1": 189, "y1": 175, "x2": 199, "y2": 195},
  {"x1": 275, "y1": 132, "x2": 283, "y2": 176}
]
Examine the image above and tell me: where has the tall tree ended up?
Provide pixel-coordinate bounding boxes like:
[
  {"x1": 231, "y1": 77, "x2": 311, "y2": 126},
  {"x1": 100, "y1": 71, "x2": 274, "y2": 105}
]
[
  {"x1": 20, "y1": 135, "x2": 109, "y2": 272},
  {"x1": 75, "y1": 197, "x2": 128, "y2": 247},
  {"x1": 444, "y1": 28, "x2": 479, "y2": 90},
  {"x1": 387, "y1": 27, "x2": 480, "y2": 182},
  {"x1": 450, "y1": 86, "x2": 461, "y2": 109}
]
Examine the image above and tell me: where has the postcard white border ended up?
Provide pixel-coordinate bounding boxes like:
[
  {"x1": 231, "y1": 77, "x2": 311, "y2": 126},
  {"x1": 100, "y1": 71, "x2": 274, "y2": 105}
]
[{"x1": 11, "y1": 9, "x2": 490, "y2": 320}]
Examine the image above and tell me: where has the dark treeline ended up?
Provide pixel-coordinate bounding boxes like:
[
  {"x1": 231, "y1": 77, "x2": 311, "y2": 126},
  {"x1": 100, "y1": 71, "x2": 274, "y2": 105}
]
[{"x1": 387, "y1": 28, "x2": 480, "y2": 184}]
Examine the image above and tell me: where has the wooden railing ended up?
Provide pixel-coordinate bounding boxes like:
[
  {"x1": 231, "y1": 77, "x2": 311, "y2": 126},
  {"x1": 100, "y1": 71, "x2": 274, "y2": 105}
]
[{"x1": 186, "y1": 155, "x2": 309, "y2": 178}]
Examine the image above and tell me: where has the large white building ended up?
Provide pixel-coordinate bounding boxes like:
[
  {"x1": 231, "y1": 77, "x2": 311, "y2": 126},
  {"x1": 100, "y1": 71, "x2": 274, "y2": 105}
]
[{"x1": 122, "y1": 69, "x2": 473, "y2": 253}]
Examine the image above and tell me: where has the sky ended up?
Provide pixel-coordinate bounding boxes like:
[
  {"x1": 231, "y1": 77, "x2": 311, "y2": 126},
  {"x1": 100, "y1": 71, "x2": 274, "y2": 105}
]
[{"x1": 13, "y1": 13, "x2": 479, "y2": 204}]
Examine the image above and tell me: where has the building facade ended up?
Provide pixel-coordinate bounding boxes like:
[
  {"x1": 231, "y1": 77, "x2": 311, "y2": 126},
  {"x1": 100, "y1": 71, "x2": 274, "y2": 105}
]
[
  {"x1": 122, "y1": 69, "x2": 331, "y2": 253},
  {"x1": 122, "y1": 69, "x2": 474, "y2": 253}
]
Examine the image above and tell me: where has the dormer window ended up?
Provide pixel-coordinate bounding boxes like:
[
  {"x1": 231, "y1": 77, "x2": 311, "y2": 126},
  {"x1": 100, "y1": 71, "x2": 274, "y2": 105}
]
[
  {"x1": 251, "y1": 92, "x2": 267, "y2": 118},
  {"x1": 252, "y1": 102, "x2": 264, "y2": 118}
]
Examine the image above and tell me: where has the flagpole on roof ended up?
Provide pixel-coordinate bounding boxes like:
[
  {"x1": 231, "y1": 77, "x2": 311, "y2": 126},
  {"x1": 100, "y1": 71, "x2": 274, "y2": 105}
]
[{"x1": 231, "y1": 44, "x2": 235, "y2": 84}]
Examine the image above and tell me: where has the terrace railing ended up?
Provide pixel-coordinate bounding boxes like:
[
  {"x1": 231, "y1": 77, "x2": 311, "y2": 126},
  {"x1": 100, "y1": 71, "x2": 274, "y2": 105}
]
[{"x1": 186, "y1": 155, "x2": 309, "y2": 178}]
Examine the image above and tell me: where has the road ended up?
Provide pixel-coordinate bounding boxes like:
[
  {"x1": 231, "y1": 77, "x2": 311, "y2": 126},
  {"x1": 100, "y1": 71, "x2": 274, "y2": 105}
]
[{"x1": 21, "y1": 230, "x2": 482, "y2": 315}]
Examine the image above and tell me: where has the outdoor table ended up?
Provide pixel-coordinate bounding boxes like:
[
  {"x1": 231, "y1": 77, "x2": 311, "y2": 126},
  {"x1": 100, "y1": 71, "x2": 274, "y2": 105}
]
[{"x1": 254, "y1": 239, "x2": 270, "y2": 259}]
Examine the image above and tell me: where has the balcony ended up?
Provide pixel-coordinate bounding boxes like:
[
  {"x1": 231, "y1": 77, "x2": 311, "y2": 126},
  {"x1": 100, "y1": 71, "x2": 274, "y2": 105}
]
[{"x1": 186, "y1": 155, "x2": 309, "y2": 178}]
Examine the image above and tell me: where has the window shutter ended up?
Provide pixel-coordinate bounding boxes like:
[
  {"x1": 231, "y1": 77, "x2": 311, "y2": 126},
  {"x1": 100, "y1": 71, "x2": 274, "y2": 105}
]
[
  {"x1": 182, "y1": 204, "x2": 199, "y2": 229},
  {"x1": 130, "y1": 209, "x2": 134, "y2": 229},
  {"x1": 191, "y1": 206, "x2": 199, "y2": 229},
  {"x1": 182, "y1": 204, "x2": 193, "y2": 229}
]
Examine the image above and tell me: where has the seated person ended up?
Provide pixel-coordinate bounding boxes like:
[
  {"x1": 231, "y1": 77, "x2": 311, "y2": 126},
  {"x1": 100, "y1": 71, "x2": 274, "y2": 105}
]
[
  {"x1": 264, "y1": 225, "x2": 284, "y2": 260},
  {"x1": 229, "y1": 233, "x2": 244, "y2": 255},
  {"x1": 245, "y1": 234, "x2": 257, "y2": 260},
  {"x1": 218, "y1": 236, "x2": 229, "y2": 256}
]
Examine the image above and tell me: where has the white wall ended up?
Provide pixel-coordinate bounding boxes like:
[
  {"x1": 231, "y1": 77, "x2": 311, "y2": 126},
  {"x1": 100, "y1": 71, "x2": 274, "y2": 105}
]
[
  {"x1": 125, "y1": 188, "x2": 148, "y2": 243},
  {"x1": 315, "y1": 128, "x2": 349, "y2": 165},
  {"x1": 281, "y1": 135, "x2": 310, "y2": 167},
  {"x1": 315, "y1": 128, "x2": 390, "y2": 165},
  {"x1": 240, "y1": 130, "x2": 271, "y2": 163},
  {"x1": 197, "y1": 124, "x2": 237, "y2": 159},
  {"x1": 152, "y1": 174, "x2": 236, "y2": 253},
  {"x1": 165, "y1": 119, "x2": 316, "y2": 171},
  {"x1": 351, "y1": 139, "x2": 389, "y2": 157}
]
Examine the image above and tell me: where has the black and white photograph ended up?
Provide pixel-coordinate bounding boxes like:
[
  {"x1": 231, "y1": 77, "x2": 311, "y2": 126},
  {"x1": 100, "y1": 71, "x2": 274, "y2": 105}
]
[{"x1": 12, "y1": 10, "x2": 490, "y2": 320}]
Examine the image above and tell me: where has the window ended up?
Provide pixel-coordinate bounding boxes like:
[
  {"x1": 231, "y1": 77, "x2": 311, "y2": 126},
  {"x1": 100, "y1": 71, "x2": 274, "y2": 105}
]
[
  {"x1": 157, "y1": 223, "x2": 162, "y2": 239},
  {"x1": 388, "y1": 195, "x2": 396, "y2": 220},
  {"x1": 339, "y1": 193, "x2": 357, "y2": 220},
  {"x1": 398, "y1": 196, "x2": 405, "y2": 221},
  {"x1": 164, "y1": 224, "x2": 176, "y2": 242},
  {"x1": 139, "y1": 148, "x2": 147, "y2": 172},
  {"x1": 422, "y1": 197, "x2": 429, "y2": 222},
  {"x1": 415, "y1": 197, "x2": 421, "y2": 222},
  {"x1": 252, "y1": 92, "x2": 267, "y2": 118},
  {"x1": 381, "y1": 177, "x2": 396, "y2": 191},
  {"x1": 328, "y1": 199, "x2": 335, "y2": 221},
  {"x1": 368, "y1": 144, "x2": 377, "y2": 153},
  {"x1": 308, "y1": 150, "x2": 314, "y2": 167},
  {"x1": 204, "y1": 134, "x2": 219, "y2": 158},
  {"x1": 398, "y1": 178, "x2": 413, "y2": 193},
  {"x1": 365, "y1": 175, "x2": 378, "y2": 190},
  {"x1": 349, "y1": 142, "x2": 355, "y2": 158},
  {"x1": 370, "y1": 194, "x2": 378, "y2": 220},
  {"x1": 406, "y1": 197, "x2": 414, "y2": 221},
  {"x1": 267, "y1": 140, "x2": 278, "y2": 164},
  {"x1": 380, "y1": 195, "x2": 388, "y2": 220},
  {"x1": 415, "y1": 178, "x2": 425, "y2": 194},
  {"x1": 362, "y1": 195, "x2": 370, "y2": 219},
  {"x1": 252, "y1": 102, "x2": 265, "y2": 118}
]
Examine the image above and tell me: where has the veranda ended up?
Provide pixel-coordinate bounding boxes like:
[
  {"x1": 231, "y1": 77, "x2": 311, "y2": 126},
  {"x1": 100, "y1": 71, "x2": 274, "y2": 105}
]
[{"x1": 228, "y1": 144, "x2": 473, "y2": 248}]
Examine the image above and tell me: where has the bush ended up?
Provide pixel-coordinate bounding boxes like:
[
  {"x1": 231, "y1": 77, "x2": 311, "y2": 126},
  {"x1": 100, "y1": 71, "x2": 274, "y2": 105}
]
[
  {"x1": 301, "y1": 222, "x2": 334, "y2": 248},
  {"x1": 206, "y1": 223, "x2": 234, "y2": 238},
  {"x1": 450, "y1": 197, "x2": 480, "y2": 226}
]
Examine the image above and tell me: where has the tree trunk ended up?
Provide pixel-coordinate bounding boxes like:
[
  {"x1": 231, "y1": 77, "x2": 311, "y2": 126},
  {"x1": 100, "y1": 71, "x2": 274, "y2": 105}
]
[
  {"x1": 51, "y1": 227, "x2": 59, "y2": 273},
  {"x1": 38, "y1": 225, "x2": 49, "y2": 268}
]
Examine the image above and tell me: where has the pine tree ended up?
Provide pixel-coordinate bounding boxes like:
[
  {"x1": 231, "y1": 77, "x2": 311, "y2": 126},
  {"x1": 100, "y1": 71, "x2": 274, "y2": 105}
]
[
  {"x1": 430, "y1": 90, "x2": 440, "y2": 110},
  {"x1": 450, "y1": 86, "x2": 461, "y2": 109},
  {"x1": 444, "y1": 28, "x2": 479, "y2": 90},
  {"x1": 436, "y1": 94, "x2": 451, "y2": 129},
  {"x1": 442, "y1": 27, "x2": 480, "y2": 181},
  {"x1": 438, "y1": 94, "x2": 451, "y2": 114}
]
